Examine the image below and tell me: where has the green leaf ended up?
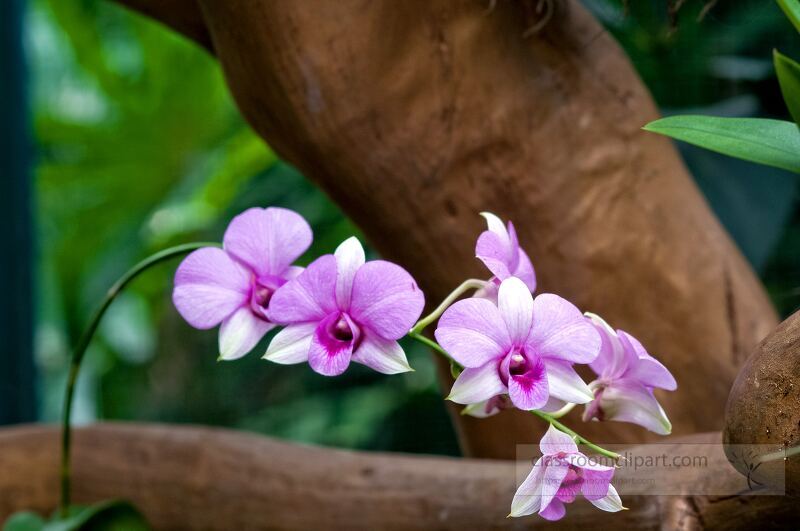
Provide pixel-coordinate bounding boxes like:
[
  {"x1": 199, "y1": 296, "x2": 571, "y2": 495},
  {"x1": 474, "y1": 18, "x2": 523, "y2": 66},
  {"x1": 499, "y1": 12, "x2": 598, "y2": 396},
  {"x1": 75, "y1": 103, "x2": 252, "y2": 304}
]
[
  {"x1": 778, "y1": 0, "x2": 800, "y2": 33},
  {"x1": 45, "y1": 501, "x2": 149, "y2": 531},
  {"x1": 774, "y1": 50, "x2": 800, "y2": 126},
  {"x1": 3, "y1": 512, "x2": 46, "y2": 531},
  {"x1": 643, "y1": 116, "x2": 800, "y2": 174}
]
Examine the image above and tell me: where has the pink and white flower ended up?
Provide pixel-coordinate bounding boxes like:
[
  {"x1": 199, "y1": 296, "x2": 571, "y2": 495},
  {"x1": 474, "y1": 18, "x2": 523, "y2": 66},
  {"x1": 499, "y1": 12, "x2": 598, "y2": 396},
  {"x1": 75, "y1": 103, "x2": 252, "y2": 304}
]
[
  {"x1": 435, "y1": 277, "x2": 600, "y2": 411},
  {"x1": 172, "y1": 207, "x2": 312, "y2": 360},
  {"x1": 473, "y1": 213, "x2": 536, "y2": 300},
  {"x1": 264, "y1": 237, "x2": 425, "y2": 376},
  {"x1": 510, "y1": 424, "x2": 624, "y2": 520},
  {"x1": 582, "y1": 313, "x2": 677, "y2": 435}
]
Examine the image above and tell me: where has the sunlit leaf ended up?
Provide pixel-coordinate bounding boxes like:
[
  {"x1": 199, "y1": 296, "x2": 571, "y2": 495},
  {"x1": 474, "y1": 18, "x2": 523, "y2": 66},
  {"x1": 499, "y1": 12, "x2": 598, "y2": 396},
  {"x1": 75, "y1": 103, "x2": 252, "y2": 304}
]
[
  {"x1": 774, "y1": 49, "x2": 800, "y2": 126},
  {"x1": 778, "y1": 0, "x2": 800, "y2": 33},
  {"x1": 643, "y1": 116, "x2": 800, "y2": 174},
  {"x1": 3, "y1": 512, "x2": 45, "y2": 531}
]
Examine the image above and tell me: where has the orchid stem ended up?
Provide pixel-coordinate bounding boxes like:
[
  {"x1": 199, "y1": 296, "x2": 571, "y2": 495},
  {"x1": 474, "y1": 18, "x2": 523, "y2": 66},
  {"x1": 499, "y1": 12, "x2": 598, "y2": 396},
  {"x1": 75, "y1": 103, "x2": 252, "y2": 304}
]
[
  {"x1": 409, "y1": 279, "x2": 488, "y2": 336},
  {"x1": 407, "y1": 330, "x2": 457, "y2": 364},
  {"x1": 531, "y1": 410, "x2": 621, "y2": 461},
  {"x1": 547, "y1": 402, "x2": 577, "y2": 419},
  {"x1": 59, "y1": 242, "x2": 218, "y2": 517}
]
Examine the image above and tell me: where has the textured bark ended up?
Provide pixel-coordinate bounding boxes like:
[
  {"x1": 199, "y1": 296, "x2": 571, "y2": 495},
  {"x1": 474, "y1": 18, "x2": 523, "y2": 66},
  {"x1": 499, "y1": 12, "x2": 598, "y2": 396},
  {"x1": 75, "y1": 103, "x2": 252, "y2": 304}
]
[
  {"x1": 112, "y1": 0, "x2": 778, "y2": 458},
  {"x1": 0, "y1": 423, "x2": 796, "y2": 530},
  {"x1": 724, "y1": 310, "x2": 800, "y2": 494}
]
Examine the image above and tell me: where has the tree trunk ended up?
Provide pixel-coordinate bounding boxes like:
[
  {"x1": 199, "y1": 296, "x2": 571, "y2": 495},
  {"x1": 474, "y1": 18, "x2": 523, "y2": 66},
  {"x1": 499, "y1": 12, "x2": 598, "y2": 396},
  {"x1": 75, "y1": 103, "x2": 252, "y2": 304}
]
[
  {"x1": 114, "y1": 0, "x2": 778, "y2": 458},
  {"x1": 0, "y1": 423, "x2": 795, "y2": 530}
]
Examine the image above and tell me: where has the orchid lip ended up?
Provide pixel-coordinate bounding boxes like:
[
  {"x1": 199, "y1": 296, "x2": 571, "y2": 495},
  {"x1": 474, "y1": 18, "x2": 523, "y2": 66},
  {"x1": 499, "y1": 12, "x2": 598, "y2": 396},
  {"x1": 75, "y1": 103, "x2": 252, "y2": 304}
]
[{"x1": 249, "y1": 274, "x2": 286, "y2": 321}]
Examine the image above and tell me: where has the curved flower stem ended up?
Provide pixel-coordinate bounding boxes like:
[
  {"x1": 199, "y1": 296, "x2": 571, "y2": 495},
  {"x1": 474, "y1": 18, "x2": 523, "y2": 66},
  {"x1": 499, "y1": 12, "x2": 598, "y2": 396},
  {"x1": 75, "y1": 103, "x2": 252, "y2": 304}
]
[
  {"x1": 407, "y1": 331, "x2": 457, "y2": 364},
  {"x1": 531, "y1": 410, "x2": 621, "y2": 461},
  {"x1": 59, "y1": 242, "x2": 219, "y2": 517},
  {"x1": 409, "y1": 279, "x2": 488, "y2": 336},
  {"x1": 547, "y1": 402, "x2": 577, "y2": 419}
]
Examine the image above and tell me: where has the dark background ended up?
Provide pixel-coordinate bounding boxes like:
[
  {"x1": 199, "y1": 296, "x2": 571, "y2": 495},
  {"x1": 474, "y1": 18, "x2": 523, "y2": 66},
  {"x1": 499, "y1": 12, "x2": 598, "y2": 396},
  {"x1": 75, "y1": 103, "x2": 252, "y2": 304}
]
[{"x1": 2, "y1": 0, "x2": 798, "y2": 456}]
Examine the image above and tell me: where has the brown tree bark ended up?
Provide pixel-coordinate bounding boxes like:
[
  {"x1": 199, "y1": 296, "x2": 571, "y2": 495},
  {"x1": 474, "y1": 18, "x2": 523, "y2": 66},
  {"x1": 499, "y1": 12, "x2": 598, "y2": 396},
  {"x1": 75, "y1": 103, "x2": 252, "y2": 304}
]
[
  {"x1": 0, "y1": 423, "x2": 795, "y2": 530},
  {"x1": 112, "y1": 0, "x2": 777, "y2": 458},
  {"x1": 724, "y1": 310, "x2": 800, "y2": 494}
]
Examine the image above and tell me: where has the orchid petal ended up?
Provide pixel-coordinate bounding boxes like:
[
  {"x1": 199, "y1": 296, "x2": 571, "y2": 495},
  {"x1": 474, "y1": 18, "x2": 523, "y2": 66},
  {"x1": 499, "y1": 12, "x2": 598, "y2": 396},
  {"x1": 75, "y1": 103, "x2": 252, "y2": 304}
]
[
  {"x1": 601, "y1": 380, "x2": 672, "y2": 435},
  {"x1": 352, "y1": 334, "x2": 412, "y2": 374},
  {"x1": 263, "y1": 323, "x2": 316, "y2": 364},
  {"x1": 223, "y1": 207, "x2": 312, "y2": 278},
  {"x1": 508, "y1": 357, "x2": 548, "y2": 410},
  {"x1": 218, "y1": 306, "x2": 274, "y2": 360},
  {"x1": 512, "y1": 247, "x2": 537, "y2": 292},
  {"x1": 539, "y1": 458, "x2": 570, "y2": 513},
  {"x1": 173, "y1": 247, "x2": 250, "y2": 329},
  {"x1": 447, "y1": 361, "x2": 506, "y2": 404},
  {"x1": 475, "y1": 230, "x2": 512, "y2": 280},
  {"x1": 589, "y1": 484, "x2": 624, "y2": 512},
  {"x1": 307, "y1": 312, "x2": 356, "y2": 376},
  {"x1": 542, "y1": 359, "x2": 594, "y2": 404},
  {"x1": 480, "y1": 212, "x2": 509, "y2": 238},
  {"x1": 268, "y1": 255, "x2": 337, "y2": 324},
  {"x1": 585, "y1": 313, "x2": 628, "y2": 379},
  {"x1": 349, "y1": 260, "x2": 425, "y2": 340},
  {"x1": 539, "y1": 498, "x2": 566, "y2": 521},
  {"x1": 539, "y1": 424, "x2": 578, "y2": 456},
  {"x1": 510, "y1": 456, "x2": 545, "y2": 517},
  {"x1": 334, "y1": 236, "x2": 365, "y2": 310},
  {"x1": 527, "y1": 294, "x2": 600, "y2": 364},
  {"x1": 618, "y1": 330, "x2": 677, "y2": 391},
  {"x1": 579, "y1": 465, "x2": 614, "y2": 501},
  {"x1": 435, "y1": 298, "x2": 510, "y2": 367},
  {"x1": 497, "y1": 277, "x2": 534, "y2": 344}
]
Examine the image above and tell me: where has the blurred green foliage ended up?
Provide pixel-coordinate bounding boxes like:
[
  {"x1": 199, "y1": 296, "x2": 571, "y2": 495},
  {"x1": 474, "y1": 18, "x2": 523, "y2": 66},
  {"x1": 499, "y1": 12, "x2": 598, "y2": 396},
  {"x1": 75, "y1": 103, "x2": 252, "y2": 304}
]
[{"x1": 26, "y1": 0, "x2": 800, "y2": 454}]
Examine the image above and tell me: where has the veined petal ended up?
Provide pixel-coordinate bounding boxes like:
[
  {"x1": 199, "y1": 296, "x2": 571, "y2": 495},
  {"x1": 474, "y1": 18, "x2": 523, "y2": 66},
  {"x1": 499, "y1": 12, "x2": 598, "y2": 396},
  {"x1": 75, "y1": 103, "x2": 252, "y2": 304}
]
[
  {"x1": 579, "y1": 465, "x2": 614, "y2": 501},
  {"x1": 510, "y1": 456, "x2": 545, "y2": 517},
  {"x1": 173, "y1": 247, "x2": 251, "y2": 329},
  {"x1": 508, "y1": 357, "x2": 548, "y2": 410},
  {"x1": 334, "y1": 236, "x2": 365, "y2": 310},
  {"x1": 218, "y1": 306, "x2": 274, "y2": 360},
  {"x1": 539, "y1": 459, "x2": 570, "y2": 513},
  {"x1": 542, "y1": 359, "x2": 594, "y2": 404},
  {"x1": 223, "y1": 207, "x2": 312, "y2": 278},
  {"x1": 435, "y1": 298, "x2": 510, "y2": 367},
  {"x1": 585, "y1": 313, "x2": 628, "y2": 379},
  {"x1": 497, "y1": 277, "x2": 534, "y2": 344},
  {"x1": 447, "y1": 361, "x2": 506, "y2": 404},
  {"x1": 512, "y1": 248, "x2": 537, "y2": 292},
  {"x1": 308, "y1": 312, "x2": 357, "y2": 376},
  {"x1": 539, "y1": 499, "x2": 566, "y2": 521},
  {"x1": 618, "y1": 330, "x2": 677, "y2": 391},
  {"x1": 601, "y1": 380, "x2": 672, "y2": 435},
  {"x1": 475, "y1": 230, "x2": 512, "y2": 280},
  {"x1": 268, "y1": 255, "x2": 337, "y2": 324},
  {"x1": 263, "y1": 323, "x2": 316, "y2": 364},
  {"x1": 589, "y1": 484, "x2": 624, "y2": 513},
  {"x1": 527, "y1": 294, "x2": 600, "y2": 364},
  {"x1": 349, "y1": 260, "x2": 425, "y2": 340},
  {"x1": 539, "y1": 424, "x2": 578, "y2": 456},
  {"x1": 352, "y1": 334, "x2": 412, "y2": 374}
]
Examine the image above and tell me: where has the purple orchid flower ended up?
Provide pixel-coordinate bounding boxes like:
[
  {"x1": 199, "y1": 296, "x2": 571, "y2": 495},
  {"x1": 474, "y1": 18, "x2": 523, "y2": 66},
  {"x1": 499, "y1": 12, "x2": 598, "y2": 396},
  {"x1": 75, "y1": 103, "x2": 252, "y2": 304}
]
[
  {"x1": 435, "y1": 277, "x2": 600, "y2": 411},
  {"x1": 510, "y1": 424, "x2": 624, "y2": 520},
  {"x1": 172, "y1": 207, "x2": 312, "y2": 360},
  {"x1": 474, "y1": 212, "x2": 536, "y2": 299},
  {"x1": 264, "y1": 237, "x2": 425, "y2": 376},
  {"x1": 582, "y1": 313, "x2": 677, "y2": 435}
]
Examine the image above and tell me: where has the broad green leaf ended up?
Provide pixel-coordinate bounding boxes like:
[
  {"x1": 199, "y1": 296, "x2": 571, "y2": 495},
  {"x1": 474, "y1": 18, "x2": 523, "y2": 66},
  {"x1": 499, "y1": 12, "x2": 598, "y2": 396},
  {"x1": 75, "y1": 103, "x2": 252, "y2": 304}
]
[
  {"x1": 774, "y1": 50, "x2": 800, "y2": 126},
  {"x1": 44, "y1": 501, "x2": 149, "y2": 531},
  {"x1": 778, "y1": 0, "x2": 800, "y2": 33},
  {"x1": 643, "y1": 116, "x2": 800, "y2": 174},
  {"x1": 3, "y1": 512, "x2": 46, "y2": 531}
]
